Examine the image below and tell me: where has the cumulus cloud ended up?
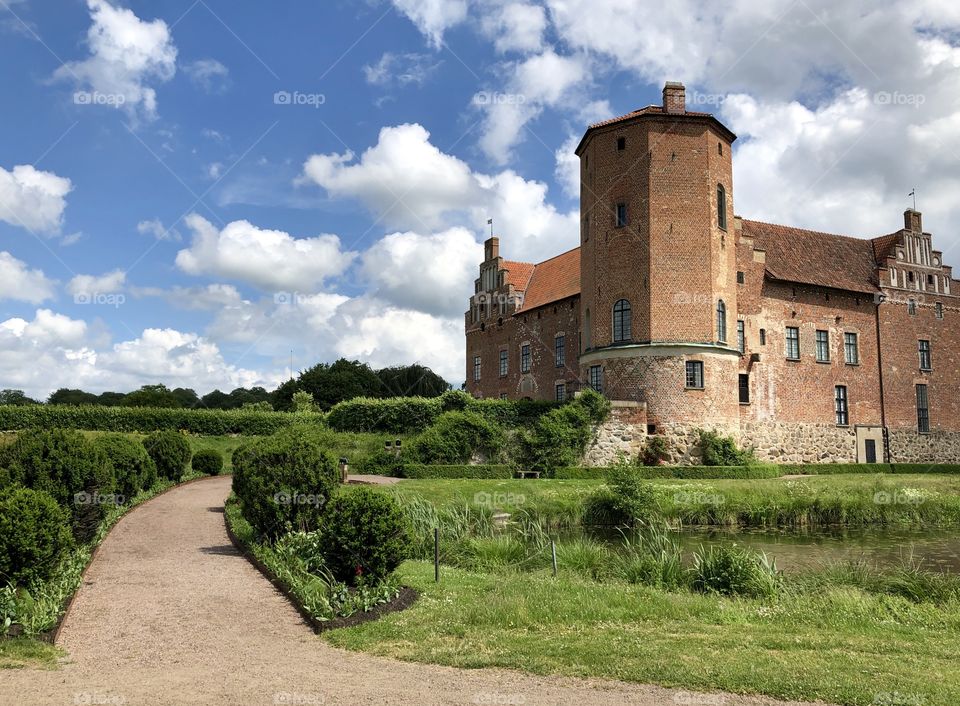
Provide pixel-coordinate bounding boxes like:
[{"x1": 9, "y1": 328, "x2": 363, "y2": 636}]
[
  {"x1": 175, "y1": 214, "x2": 357, "y2": 292},
  {"x1": 53, "y1": 0, "x2": 177, "y2": 120},
  {"x1": 67, "y1": 269, "x2": 126, "y2": 298},
  {"x1": 480, "y1": 2, "x2": 548, "y2": 53},
  {"x1": 553, "y1": 134, "x2": 581, "y2": 199},
  {"x1": 0, "y1": 252, "x2": 56, "y2": 303},
  {"x1": 137, "y1": 217, "x2": 181, "y2": 241},
  {"x1": 389, "y1": 0, "x2": 468, "y2": 47},
  {"x1": 0, "y1": 164, "x2": 72, "y2": 234},
  {"x1": 183, "y1": 58, "x2": 229, "y2": 93}
]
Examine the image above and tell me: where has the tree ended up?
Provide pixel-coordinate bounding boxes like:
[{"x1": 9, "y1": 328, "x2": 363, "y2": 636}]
[
  {"x1": 171, "y1": 388, "x2": 200, "y2": 408},
  {"x1": 122, "y1": 385, "x2": 184, "y2": 408},
  {"x1": 297, "y1": 359, "x2": 382, "y2": 409},
  {"x1": 48, "y1": 388, "x2": 100, "y2": 406},
  {"x1": 96, "y1": 392, "x2": 126, "y2": 407},
  {"x1": 198, "y1": 389, "x2": 232, "y2": 410},
  {"x1": 0, "y1": 389, "x2": 38, "y2": 406},
  {"x1": 292, "y1": 390, "x2": 317, "y2": 414},
  {"x1": 376, "y1": 364, "x2": 450, "y2": 397},
  {"x1": 270, "y1": 379, "x2": 299, "y2": 412}
]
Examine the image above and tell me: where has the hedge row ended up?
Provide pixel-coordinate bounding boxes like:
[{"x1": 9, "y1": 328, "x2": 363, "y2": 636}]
[
  {"x1": 0, "y1": 404, "x2": 318, "y2": 435},
  {"x1": 326, "y1": 394, "x2": 558, "y2": 434},
  {"x1": 401, "y1": 464, "x2": 513, "y2": 479},
  {"x1": 554, "y1": 466, "x2": 783, "y2": 479}
]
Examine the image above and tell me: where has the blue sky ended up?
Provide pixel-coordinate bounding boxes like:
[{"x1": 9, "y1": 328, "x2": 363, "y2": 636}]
[{"x1": 1, "y1": 0, "x2": 959, "y2": 398}]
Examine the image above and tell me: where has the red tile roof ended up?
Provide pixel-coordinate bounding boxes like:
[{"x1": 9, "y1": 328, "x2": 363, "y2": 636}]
[
  {"x1": 588, "y1": 104, "x2": 714, "y2": 130},
  {"x1": 741, "y1": 219, "x2": 881, "y2": 294},
  {"x1": 871, "y1": 232, "x2": 902, "y2": 265},
  {"x1": 514, "y1": 247, "x2": 581, "y2": 312},
  {"x1": 501, "y1": 260, "x2": 535, "y2": 291}
]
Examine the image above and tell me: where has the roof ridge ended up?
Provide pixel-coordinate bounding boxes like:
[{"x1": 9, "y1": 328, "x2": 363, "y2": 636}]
[
  {"x1": 741, "y1": 218, "x2": 882, "y2": 244},
  {"x1": 528, "y1": 245, "x2": 581, "y2": 268}
]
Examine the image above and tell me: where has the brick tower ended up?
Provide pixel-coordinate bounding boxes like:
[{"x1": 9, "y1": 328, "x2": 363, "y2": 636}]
[{"x1": 576, "y1": 81, "x2": 742, "y2": 432}]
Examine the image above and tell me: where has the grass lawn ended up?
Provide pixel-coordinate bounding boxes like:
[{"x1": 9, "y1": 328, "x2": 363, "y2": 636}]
[
  {"x1": 0, "y1": 637, "x2": 61, "y2": 670},
  {"x1": 326, "y1": 561, "x2": 960, "y2": 706}
]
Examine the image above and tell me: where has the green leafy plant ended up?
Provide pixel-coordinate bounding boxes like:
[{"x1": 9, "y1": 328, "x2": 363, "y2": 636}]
[
  {"x1": 640, "y1": 436, "x2": 670, "y2": 466},
  {"x1": 0, "y1": 583, "x2": 16, "y2": 635},
  {"x1": 407, "y1": 411, "x2": 505, "y2": 464},
  {"x1": 691, "y1": 544, "x2": 781, "y2": 598},
  {"x1": 0, "y1": 487, "x2": 74, "y2": 587},
  {"x1": 583, "y1": 457, "x2": 657, "y2": 527},
  {"x1": 91, "y1": 433, "x2": 157, "y2": 498},
  {"x1": 192, "y1": 448, "x2": 224, "y2": 476},
  {"x1": 520, "y1": 390, "x2": 611, "y2": 474},
  {"x1": 319, "y1": 486, "x2": 412, "y2": 585},
  {"x1": 142, "y1": 430, "x2": 193, "y2": 482},
  {"x1": 698, "y1": 429, "x2": 756, "y2": 466}
]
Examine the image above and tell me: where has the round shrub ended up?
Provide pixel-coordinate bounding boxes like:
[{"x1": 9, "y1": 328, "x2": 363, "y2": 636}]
[
  {"x1": 0, "y1": 486, "x2": 74, "y2": 587},
  {"x1": 142, "y1": 430, "x2": 192, "y2": 482},
  {"x1": 407, "y1": 411, "x2": 504, "y2": 464},
  {"x1": 193, "y1": 448, "x2": 224, "y2": 476},
  {"x1": 232, "y1": 428, "x2": 340, "y2": 541},
  {"x1": 319, "y1": 487, "x2": 412, "y2": 585},
  {"x1": 91, "y1": 434, "x2": 157, "y2": 498}
]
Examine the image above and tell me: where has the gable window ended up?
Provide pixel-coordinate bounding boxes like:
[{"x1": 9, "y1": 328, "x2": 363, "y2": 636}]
[
  {"x1": 588, "y1": 365, "x2": 603, "y2": 393},
  {"x1": 908, "y1": 271, "x2": 915, "y2": 284},
  {"x1": 835, "y1": 385, "x2": 849, "y2": 426},
  {"x1": 936, "y1": 302, "x2": 944, "y2": 319},
  {"x1": 815, "y1": 330, "x2": 830, "y2": 362},
  {"x1": 685, "y1": 361, "x2": 704, "y2": 389},
  {"x1": 555, "y1": 383, "x2": 566, "y2": 401},
  {"x1": 613, "y1": 299, "x2": 632, "y2": 342},
  {"x1": 615, "y1": 203, "x2": 628, "y2": 228},
  {"x1": 908, "y1": 299, "x2": 917, "y2": 315},
  {"x1": 717, "y1": 184, "x2": 727, "y2": 230},
  {"x1": 844, "y1": 332, "x2": 859, "y2": 365},
  {"x1": 473, "y1": 356, "x2": 481, "y2": 382},
  {"x1": 919, "y1": 339, "x2": 932, "y2": 370},
  {"x1": 716, "y1": 300, "x2": 727, "y2": 343},
  {"x1": 916, "y1": 384, "x2": 930, "y2": 433},
  {"x1": 928, "y1": 274, "x2": 935, "y2": 286},
  {"x1": 499, "y1": 349, "x2": 508, "y2": 377},
  {"x1": 738, "y1": 373, "x2": 750, "y2": 404},
  {"x1": 555, "y1": 335, "x2": 565, "y2": 367},
  {"x1": 616, "y1": 136, "x2": 626, "y2": 151},
  {"x1": 759, "y1": 328, "x2": 766, "y2": 345},
  {"x1": 737, "y1": 320, "x2": 745, "y2": 354},
  {"x1": 520, "y1": 344, "x2": 531, "y2": 373},
  {"x1": 785, "y1": 326, "x2": 800, "y2": 360}
]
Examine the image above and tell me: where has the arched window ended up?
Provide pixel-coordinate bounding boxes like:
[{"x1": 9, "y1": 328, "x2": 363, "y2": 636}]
[
  {"x1": 613, "y1": 299, "x2": 632, "y2": 342},
  {"x1": 717, "y1": 184, "x2": 727, "y2": 230},
  {"x1": 716, "y1": 299, "x2": 727, "y2": 343}
]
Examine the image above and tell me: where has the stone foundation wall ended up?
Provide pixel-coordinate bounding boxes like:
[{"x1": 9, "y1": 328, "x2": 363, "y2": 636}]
[
  {"x1": 583, "y1": 403, "x2": 647, "y2": 467},
  {"x1": 888, "y1": 431, "x2": 960, "y2": 463},
  {"x1": 655, "y1": 422, "x2": 740, "y2": 465},
  {"x1": 739, "y1": 421, "x2": 857, "y2": 464}
]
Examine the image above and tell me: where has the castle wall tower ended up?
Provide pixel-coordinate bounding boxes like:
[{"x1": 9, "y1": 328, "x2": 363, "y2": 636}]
[{"x1": 576, "y1": 82, "x2": 742, "y2": 432}]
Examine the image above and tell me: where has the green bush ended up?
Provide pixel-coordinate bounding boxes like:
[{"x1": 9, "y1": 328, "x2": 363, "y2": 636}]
[
  {"x1": 519, "y1": 390, "x2": 611, "y2": 474},
  {"x1": 142, "y1": 430, "x2": 192, "y2": 482},
  {"x1": 0, "y1": 404, "x2": 308, "y2": 435},
  {"x1": 638, "y1": 465, "x2": 781, "y2": 479},
  {"x1": 0, "y1": 487, "x2": 74, "y2": 587},
  {"x1": 552, "y1": 467, "x2": 608, "y2": 479},
  {"x1": 890, "y1": 464, "x2": 960, "y2": 474},
  {"x1": 231, "y1": 428, "x2": 340, "y2": 540},
  {"x1": 698, "y1": 429, "x2": 756, "y2": 466},
  {"x1": 779, "y1": 463, "x2": 893, "y2": 475},
  {"x1": 691, "y1": 544, "x2": 781, "y2": 598},
  {"x1": 319, "y1": 486, "x2": 412, "y2": 585},
  {"x1": 353, "y1": 450, "x2": 405, "y2": 477},
  {"x1": 192, "y1": 448, "x2": 224, "y2": 476},
  {"x1": 91, "y1": 434, "x2": 157, "y2": 498},
  {"x1": 407, "y1": 411, "x2": 505, "y2": 464},
  {"x1": 582, "y1": 458, "x2": 657, "y2": 526},
  {"x1": 1, "y1": 429, "x2": 113, "y2": 541},
  {"x1": 402, "y1": 464, "x2": 513, "y2": 479},
  {"x1": 640, "y1": 436, "x2": 670, "y2": 466}
]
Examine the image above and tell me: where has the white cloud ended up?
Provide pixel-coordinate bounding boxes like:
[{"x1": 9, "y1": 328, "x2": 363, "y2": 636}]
[
  {"x1": 300, "y1": 123, "x2": 576, "y2": 262},
  {"x1": 67, "y1": 269, "x2": 126, "y2": 298},
  {"x1": 183, "y1": 58, "x2": 229, "y2": 93},
  {"x1": 553, "y1": 134, "x2": 581, "y2": 199},
  {"x1": 363, "y1": 52, "x2": 441, "y2": 87},
  {"x1": 389, "y1": 0, "x2": 468, "y2": 47},
  {"x1": 0, "y1": 252, "x2": 56, "y2": 303},
  {"x1": 0, "y1": 164, "x2": 72, "y2": 234},
  {"x1": 175, "y1": 214, "x2": 357, "y2": 292},
  {"x1": 480, "y1": 2, "x2": 548, "y2": 53},
  {"x1": 137, "y1": 217, "x2": 181, "y2": 241},
  {"x1": 53, "y1": 0, "x2": 177, "y2": 120}
]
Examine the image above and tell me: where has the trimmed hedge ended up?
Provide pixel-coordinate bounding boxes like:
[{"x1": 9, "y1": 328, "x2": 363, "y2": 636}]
[
  {"x1": 890, "y1": 464, "x2": 960, "y2": 474},
  {"x1": 143, "y1": 430, "x2": 193, "y2": 482},
  {"x1": 402, "y1": 464, "x2": 513, "y2": 479},
  {"x1": 193, "y1": 448, "x2": 224, "y2": 476},
  {"x1": 555, "y1": 466, "x2": 782, "y2": 479},
  {"x1": 91, "y1": 433, "x2": 157, "y2": 498},
  {"x1": 406, "y1": 411, "x2": 504, "y2": 464},
  {"x1": 0, "y1": 404, "x2": 314, "y2": 435},
  {"x1": 0, "y1": 486, "x2": 74, "y2": 586}
]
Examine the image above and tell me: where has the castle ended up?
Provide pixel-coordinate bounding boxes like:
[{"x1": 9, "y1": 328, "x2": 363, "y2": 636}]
[{"x1": 465, "y1": 82, "x2": 960, "y2": 465}]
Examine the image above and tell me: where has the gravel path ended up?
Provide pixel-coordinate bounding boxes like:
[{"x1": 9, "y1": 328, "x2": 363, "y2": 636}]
[{"x1": 1, "y1": 477, "x2": 832, "y2": 706}]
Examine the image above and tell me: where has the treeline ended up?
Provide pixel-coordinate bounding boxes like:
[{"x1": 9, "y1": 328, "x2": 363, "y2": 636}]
[{"x1": 1, "y1": 359, "x2": 451, "y2": 413}]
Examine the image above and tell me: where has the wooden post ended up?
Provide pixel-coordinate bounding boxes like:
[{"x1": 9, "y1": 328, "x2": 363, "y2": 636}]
[
  {"x1": 551, "y1": 540, "x2": 558, "y2": 577},
  {"x1": 434, "y1": 527, "x2": 440, "y2": 583}
]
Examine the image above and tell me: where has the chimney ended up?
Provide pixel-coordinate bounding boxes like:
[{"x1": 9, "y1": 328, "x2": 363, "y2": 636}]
[
  {"x1": 484, "y1": 236, "x2": 499, "y2": 261},
  {"x1": 663, "y1": 81, "x2": 686, "y2": 114},
  {"x1": 904, "y1": 209, "x2": 922, "y2": 233}
]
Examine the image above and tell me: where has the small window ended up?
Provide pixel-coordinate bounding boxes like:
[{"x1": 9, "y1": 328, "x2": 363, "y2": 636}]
[
  {"x1": 718, "y1": 142, "x2": 723, "y2": 156},
  {"x1": 685, "y1": 361, "x2": 704, "y2": 389},
  {"x1": 588, "y1": 365, "x2": 603, "y2": 393},
  {"x1": 908, "y1": 299, "x2": 917, "y2": 315},
  {"x1": 919, "y1": 339, "x2": 932, "y2": 370},
  {"x1": 499, "y1": 349, "x2": 508, "y2": 377},
  {"x1": 555, "y1": 383, "x2": 566, "y2": 401},
  {"x1": 520, "y1": 344, "x2": 531, "y2": 373},
  {"x1": 613, "y1": 299, "x2": 632, "y2": 342},
  {"x1": 616, "y1": 136, "x2": 626, "y2": 151},
  {"x1": 737, "y1": 320, "x2": 745, "y2": 354},
  {"x1": 835, "y1": 385, "x2": 849, "y2": 426},
  {"x1": 908, "y1": 271, "x2": 915, "y2": 284},
  {"x1": 928, "y1": 274, "x2": 935, "y2": 286},
  {"x1": 916, "y1": 384, "x2": 930, "y2": 433},
  {"x1": 555, "y1": 335, "x2": 565, "y2": 367},
  {"x1": 738, "y1": 373, "x2": 750, "y2": 404},
  {"x1": 716, "y1": 300, "x2": 727, "y2": 343},
  {"x1": 499, "y1": 393, "x2": 508, "y2": 400},
  {"x1": 717, "y1": 184, "x2": 727, "y2": 230},
  {"x1": 935, "y1": 302, "x2": 943, "y2": 319},
  {"x1": 785, "y1": 326, "x2": 800, "y2": 360},
  {"x1": 736, "y1": 271, "x2": 745, "y2": 284},
  {"x1": 759, "y1": 328, "x2": 766, "y2": 345},
  {"x1": 844, "y1": 332, "x2": 859, "y2": 365},
  {"x1": 615, "y1": 203, "x2": 628, "y2": 228},
  {"x1": 816, "y1": 330, "x2": 830, "y2": 362},
  {"x1": 473, "y1": 355, "x2": 481, "y2": 382}
]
